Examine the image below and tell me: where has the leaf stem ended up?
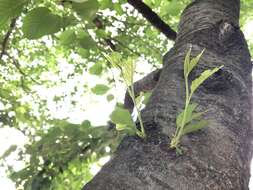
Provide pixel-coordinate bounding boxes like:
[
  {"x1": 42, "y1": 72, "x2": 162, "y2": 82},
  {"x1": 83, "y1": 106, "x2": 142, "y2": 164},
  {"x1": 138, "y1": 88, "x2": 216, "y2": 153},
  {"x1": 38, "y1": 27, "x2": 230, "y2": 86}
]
[
  {"x1": 171, "y1": 73, "x2": 190, "y2": 148},
  {"x1": 127, "y1": 85, "x2": 146, "y2": 138}
]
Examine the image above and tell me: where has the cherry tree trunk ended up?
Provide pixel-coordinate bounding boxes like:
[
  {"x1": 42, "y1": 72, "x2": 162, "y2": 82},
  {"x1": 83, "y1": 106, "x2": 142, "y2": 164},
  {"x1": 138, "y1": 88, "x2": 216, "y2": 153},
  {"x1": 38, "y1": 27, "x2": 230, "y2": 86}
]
[{"x1": 83, "y1": 0, "x2": 252, "y2": 189}]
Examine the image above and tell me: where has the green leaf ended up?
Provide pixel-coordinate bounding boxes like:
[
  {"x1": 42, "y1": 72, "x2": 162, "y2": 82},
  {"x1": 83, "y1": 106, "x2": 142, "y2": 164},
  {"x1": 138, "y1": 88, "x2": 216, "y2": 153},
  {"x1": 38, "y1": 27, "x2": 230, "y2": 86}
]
[
  {"x1": 72, "y1": 0, "x2": 99, "y2": 19},
  {"x1": 99, "y1": 0, "x2": 113, "y2": 9},
  {"x1": 135, "y1": 91, "x2": 152, "y2": 108},
  {"x1": 77, "y1": 32, "x2": 96, "y2": 49},
  {"x1": 0, "y1": 145, "x2": 17, "y2": 159},
  {"x1": 60, "y1": 30, "x2": 76, "y2": 45},
  {"x1": 182, "y1": 120, "x2": 209, "y2": 135},
  {"x1": 176, "y1": 147, "x2": 183, "y2": 155},
  {"x1": 106, "y1": 94, "x2": 114, "y2": 102},
  {"x1": 0, "y1": 0, "x2": 27, "y2": 28},
  {"x1": 91, "y1": 84, "x2": 109, "y2": 95},
  {"x1": 191, "y1": 110, "x2": 209, "y2": 121},
  {"x1": 169, "y1": 0, "x2": 182, "y2": 16},
  {"x1": 81, "y1": 120, "x2": 91, "y2": 128},
  {"x1": 190, "y1": 66, "x2": 223, "y2": 95},
  {"x1": 113, "y1": 3, "x2": 124, "y2": 15},
  {"x1": 110, "y1": 106, "x2": 135, "y2": 127},
  {"x1": 121, "y1": 57, "x2": 136, "y2": 86},
  {"x1": 105, "y1": 53, "x2": 136, "y2": 86},
  {"x1": 176, "y1": 103, "x2": 198, "y2": 127},
  {"x1": 89, "y1": 62, "x2": 103, "y2": 75},
  {"x1": 187, "y1": 49, "x2": 205, "y2": 76},
  {"x1": 22, "y1": 7, "x2": 62, "y2": 39},
  {"x1": 78, "y1": 48, "x2": 89, "y2": 57},
  {"x1": 115, "y1": 124, "x2": 136, "y2": 135},
  {"x1": 143, "y1": 92, "x2": 152, "y2": 105}
]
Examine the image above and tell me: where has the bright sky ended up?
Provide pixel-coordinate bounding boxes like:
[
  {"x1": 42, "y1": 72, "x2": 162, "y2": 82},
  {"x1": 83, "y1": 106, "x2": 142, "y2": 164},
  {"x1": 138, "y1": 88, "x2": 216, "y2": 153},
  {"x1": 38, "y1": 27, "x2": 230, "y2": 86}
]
[{"x1": 1, "y1": 20, "x2": 253, "y2": 190}]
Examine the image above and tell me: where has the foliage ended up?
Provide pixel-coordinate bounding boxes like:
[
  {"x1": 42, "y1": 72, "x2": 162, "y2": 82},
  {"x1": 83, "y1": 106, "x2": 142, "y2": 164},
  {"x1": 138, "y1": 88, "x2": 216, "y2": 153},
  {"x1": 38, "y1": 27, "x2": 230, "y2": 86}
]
[
  {"x1": 0, "y1": 0, "x2": 252, "y2": 189},
  {"x1": 170, "y1": 48, "x2": 223, "y2": 153}
]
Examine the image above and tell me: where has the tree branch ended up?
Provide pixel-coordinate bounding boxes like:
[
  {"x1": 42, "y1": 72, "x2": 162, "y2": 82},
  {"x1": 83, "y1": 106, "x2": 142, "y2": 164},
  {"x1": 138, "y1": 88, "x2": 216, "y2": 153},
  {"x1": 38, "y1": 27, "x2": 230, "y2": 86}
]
[
  {"x1": 0, "y1": 17, "x2": 18, "y2": 60},
  {"x1": 5, "y1": 52, "x2": 41, "y2": 85},
  {"x1": 127, "y1": 0, "x2": 177, "y2": 41}
]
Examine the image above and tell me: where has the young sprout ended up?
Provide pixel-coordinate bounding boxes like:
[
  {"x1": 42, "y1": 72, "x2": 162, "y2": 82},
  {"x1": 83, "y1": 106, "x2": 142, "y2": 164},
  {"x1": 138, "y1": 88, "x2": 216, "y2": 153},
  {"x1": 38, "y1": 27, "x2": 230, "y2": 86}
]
[
  {"x1": 105, "y1": 53, "x2": 146, "y2": 139},
  {"x1": 170, "y1": 48, "x2": 223, "y2": 153}
]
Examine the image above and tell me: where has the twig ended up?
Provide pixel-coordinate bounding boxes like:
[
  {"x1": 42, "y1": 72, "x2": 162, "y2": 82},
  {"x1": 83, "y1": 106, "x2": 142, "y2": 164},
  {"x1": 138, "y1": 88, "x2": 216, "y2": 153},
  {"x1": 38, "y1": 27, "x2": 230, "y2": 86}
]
[
  {"x1": 0, "y1": 18, "x2": 18, "y2": 60},
  {"x1": 5, "y1": 53, "x2": 42, "y2": 85},
  {"x1": 113, "y1": 38, "x2": 142, "y2": 56}
]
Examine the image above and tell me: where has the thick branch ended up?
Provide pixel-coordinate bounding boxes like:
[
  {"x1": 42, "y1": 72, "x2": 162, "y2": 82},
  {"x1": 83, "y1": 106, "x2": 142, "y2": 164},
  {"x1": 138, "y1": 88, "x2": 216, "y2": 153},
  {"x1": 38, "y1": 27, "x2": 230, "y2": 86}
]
[
  {"x1": 0, "y1": 18, "x2": 17, "y2": 60},
  {"x1": 127, "y1": 0, "x2": 177, "y2": 41}
]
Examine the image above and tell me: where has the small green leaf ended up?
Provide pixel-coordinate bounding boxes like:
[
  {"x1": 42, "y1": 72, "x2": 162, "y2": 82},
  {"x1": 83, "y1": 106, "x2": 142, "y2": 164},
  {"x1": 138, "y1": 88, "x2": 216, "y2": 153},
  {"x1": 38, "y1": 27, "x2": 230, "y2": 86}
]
[
  {"x1": 190, "y1": 66, "x2": 223, "y2": 95},
  {"x1": 191, "y1": 110, "x2": 209, "y2": 121},
  {"x1": 105, "y1": 52, "x2": 122, "y2": 68},
  {"x1": 143, "y1": 92, "x2": 152, "y2": 105},
  {"x1": 176, "y1": 147, "x2": 183, "y2": 155},
  {"x1": 96, "y1": 29, "x2": 107, "y2": 38},
  {"x1": 72, "y1": 0, "x2": 99, "y2": 19},
  {"x1": 78, "y1": 48, "x2": 89, "y2": 57},
  {"x1": 81, "y1": 120, "x2": 91, "y2": 128},
  {"x1": 106, "y1": 94, "x2": 114, "y2": 102},
  {"x1": 89, "y1": 62, "x2": 103, "y2": 75},
  {"x1": 22, "y1": 7, "x2": 62, "y2": 39},
  {"x1": 135, "y1": 91, "x2": 152, "y2": 107},
  {"x1": 105, "y1": 53, "x2": 136, "y2": 86},
  {"x1": 91, "y1": 84, "x2": 109, "y2": 95},
  {"x1": 182, "y1": 120, "x2": 208, "y2": 135},
  {"x1": 61, "y1": 15, "x2": 78, "y2": 28},
  {"x1": 60, "y1": 30, "x2": 76, "y2": 45},
  {"x1": 121, "y1": 57, "x2": 136, "y2": 86},
  {"x1": 1, "y1": 145, "x2": 17, "y2": 159},
  {"x1": 99, "y1": 0, "x2": 113, "y2": 9},
  {"x1": 116, "y1": 124, "x2": 136, "y2": 135},
  {"x1": 188, "y1": 49, "x2": 205, "y2": 75},
  {"x1": 166, "y1": 0, "x2": 182, "y2": 16},
  {"x1": 77, "y1": 32, "x2": 96, "y2": 49},
  {"x1": 176, "y1": 103, "x2": 198, "y2": 127},
  {"x1": 113, "y1": 3, "x2": 124, "y2": 15},
  {"x1": 110, "y1": 106, "x2": 135, "y2": 127}
]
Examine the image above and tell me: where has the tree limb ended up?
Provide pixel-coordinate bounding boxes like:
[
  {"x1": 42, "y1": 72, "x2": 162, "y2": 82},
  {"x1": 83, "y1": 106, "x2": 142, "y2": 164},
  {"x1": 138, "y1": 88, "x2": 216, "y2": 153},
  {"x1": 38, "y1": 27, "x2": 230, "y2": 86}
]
[
  {"x1": 127, "y1": 0, "x2": 177, "y2": 41},
  {"x1": 0, "y1": 17, "x2": 18, "y2": 60}
]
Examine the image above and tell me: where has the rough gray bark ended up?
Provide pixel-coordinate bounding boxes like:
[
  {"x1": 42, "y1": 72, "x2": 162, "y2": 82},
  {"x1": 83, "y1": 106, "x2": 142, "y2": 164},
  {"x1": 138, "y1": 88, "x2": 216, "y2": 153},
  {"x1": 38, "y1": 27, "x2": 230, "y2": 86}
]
[{"x1": 83, "y1": 0, "x2": 252, "y2": 189}]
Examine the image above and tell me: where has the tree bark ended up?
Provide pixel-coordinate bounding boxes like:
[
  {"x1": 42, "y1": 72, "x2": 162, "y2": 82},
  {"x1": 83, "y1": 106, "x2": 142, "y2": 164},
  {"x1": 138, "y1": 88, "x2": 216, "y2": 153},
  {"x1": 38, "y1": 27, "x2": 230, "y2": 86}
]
[{"x1": 83, "y1": 0, "x2": 252, "y2": 189}]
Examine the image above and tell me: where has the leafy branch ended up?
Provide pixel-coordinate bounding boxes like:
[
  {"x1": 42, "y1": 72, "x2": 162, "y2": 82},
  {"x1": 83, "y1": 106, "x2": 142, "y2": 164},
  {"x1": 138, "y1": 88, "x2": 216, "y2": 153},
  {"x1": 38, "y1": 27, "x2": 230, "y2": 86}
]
[{"x1": 170, "y1": 48, "x2": 223, "y2": 153}]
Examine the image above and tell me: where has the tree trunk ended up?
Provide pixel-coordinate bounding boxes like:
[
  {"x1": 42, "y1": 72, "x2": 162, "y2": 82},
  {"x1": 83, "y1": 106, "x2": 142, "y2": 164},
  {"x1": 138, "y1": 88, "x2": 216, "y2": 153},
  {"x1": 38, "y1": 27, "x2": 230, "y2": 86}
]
[{"x1": 83, "y1": 0, "x2": 252, "y2": 189}]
